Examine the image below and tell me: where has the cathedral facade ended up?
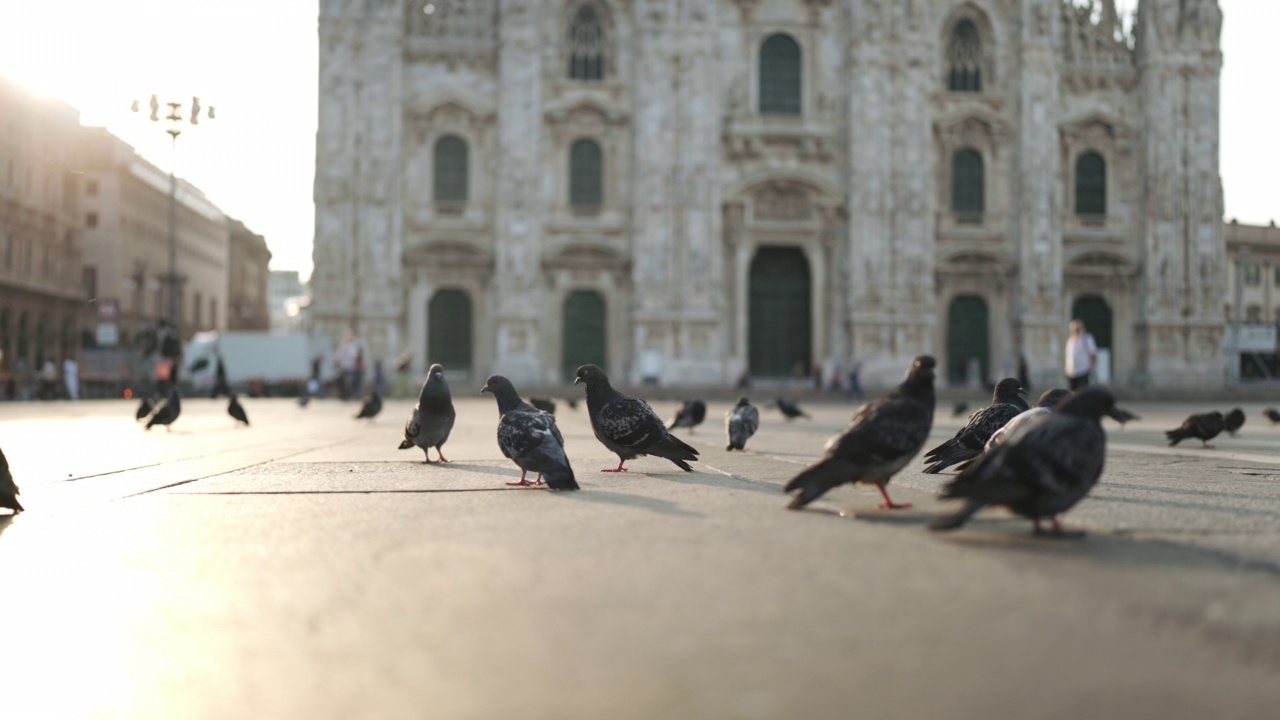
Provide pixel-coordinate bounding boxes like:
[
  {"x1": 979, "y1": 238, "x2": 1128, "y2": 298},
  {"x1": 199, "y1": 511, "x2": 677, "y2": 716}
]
[{"x1": 312, "y1": 0, "x2": 1226, "y2": 389}]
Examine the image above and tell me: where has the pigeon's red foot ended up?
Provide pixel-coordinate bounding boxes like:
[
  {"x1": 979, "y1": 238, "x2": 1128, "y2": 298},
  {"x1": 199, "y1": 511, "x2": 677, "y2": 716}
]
[
  {"x1": 601, "y1": 461, "x2": 628, "y2": 473},
  {"x1": 506, "y1": 479, "x2": 536, "y2": 486},
  {"x1": 435, "y1": 450, "x2": 450, "y2": 462},
  {"x1": 876, "y1": 484, "x2": 911, "y2": 510},
  {"x1": 534, "y1": 474, "x2": 545, "y2": 486}
]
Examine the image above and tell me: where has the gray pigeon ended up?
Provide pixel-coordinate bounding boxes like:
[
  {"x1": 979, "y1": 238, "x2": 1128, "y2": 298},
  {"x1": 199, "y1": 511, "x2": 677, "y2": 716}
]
[
  {"x1": 574, "y1": 364, "x2": 700, "y2": 472},
  {"x1": 529, "y1": 397, "x2": 556, "y2": 415},
  {"x1": 228, "y1": 393, "x2": 249, "y2": 426},
  {"x1": 784, "y1": 355, "x2": 936, "y2": 510},
  {"x1": 1165, "y1": 411, "x2": 1225, "y2": 447},
  {"x1": 356, "y1": 392, "x2": 382, "y2": 420},
  {"x1": 145, "y1": 387, "x2": 182, "y2": 431},
  {"x1": 951, "y1": 388, "x2": 1072, "y2": 473},
  {"x1": 398, "y1": 364, "x2": 456, "y2": 463},
  {"x1": 1224, "y1": 407, "x2": 1245, "y2": 435},
  {"x1": 0, "y1": 447, "x2": 22, "y2": 514},
  {"x1": 481, "y1": 376, "x2": 578, "y2": 490},
  {"x1": 1265, "y1": 408, "x2": 1280, "y2": 424},
  {"x1": 725, "y1": 397, "x2": 760, "y2": 451},
  {"x1": 930, "y1": 387, "x2": 1117, "y2": 537},
  {"x1": 668, "y1": 398, "x2": 707, "y2": 434},
  {"x1": 922, "y1": 378, "x2": 1028, "y2": 474}
]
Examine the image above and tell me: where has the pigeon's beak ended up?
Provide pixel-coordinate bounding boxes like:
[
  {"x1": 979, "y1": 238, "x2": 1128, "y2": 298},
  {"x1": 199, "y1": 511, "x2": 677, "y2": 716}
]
[
  {"x1": 573, "y1": 377, "x2": 582, "y2": 386},
  {"x1": 480, "y1": 386, "x2": 490, "y2": 395}
]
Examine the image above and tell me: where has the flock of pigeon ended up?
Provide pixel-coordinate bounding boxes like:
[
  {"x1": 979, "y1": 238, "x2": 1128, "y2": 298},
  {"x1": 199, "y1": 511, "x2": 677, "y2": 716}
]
[{"x1": 0, "y1": 359, "x2": 1275, "y2": 531}]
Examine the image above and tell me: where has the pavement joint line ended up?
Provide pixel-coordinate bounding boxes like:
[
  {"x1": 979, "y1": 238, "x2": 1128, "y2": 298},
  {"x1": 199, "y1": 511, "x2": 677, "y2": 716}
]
[
  {"x1": 168, "y1": 488, "x2": 519, "y2": 495},
  {"x1": 114, "y1": 434, "x2": 366, "y2": 502},
  {"x1": 1110, "y1": 442, "x2": 1280, "y2": 466},
  {"x1": 698, "y1": 462, "x2": 786, "y2": 491}
]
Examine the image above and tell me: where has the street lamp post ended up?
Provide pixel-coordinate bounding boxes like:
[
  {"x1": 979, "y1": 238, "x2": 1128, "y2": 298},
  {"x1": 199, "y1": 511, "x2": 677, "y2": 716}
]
[{"x1": 131, "y1": 94, "x2": 215, "y2": 347}]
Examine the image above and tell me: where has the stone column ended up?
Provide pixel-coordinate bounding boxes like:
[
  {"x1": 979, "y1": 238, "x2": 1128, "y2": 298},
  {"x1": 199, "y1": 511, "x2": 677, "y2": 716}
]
[
  {"x1": 491, "y1": 0, "x2": 546, "y2": 383},
  {"x1": 1012, "y1": 0, "x2": 1065, "y2": 389}
]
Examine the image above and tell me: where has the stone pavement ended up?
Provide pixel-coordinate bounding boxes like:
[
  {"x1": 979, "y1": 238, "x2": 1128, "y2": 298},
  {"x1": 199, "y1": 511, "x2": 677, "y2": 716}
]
[{"x1": 2, "y1": 394, "x2": 1280, "y2": 719}]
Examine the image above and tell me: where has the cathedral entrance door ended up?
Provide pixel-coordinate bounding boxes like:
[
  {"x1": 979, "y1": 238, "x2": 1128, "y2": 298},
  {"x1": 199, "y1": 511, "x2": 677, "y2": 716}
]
[
  {"x1": 946, "y1": 295, "x2": 989, "y2": 386},
  {"x1": 748, "y1": 247, "x2": 811, "y2": 378},
  {"x1": 428, "y1": 289, "x2": 473, "y2": 372},
  {"x1": 562, "y1": 290, "x2": 606, "y2": 382}
]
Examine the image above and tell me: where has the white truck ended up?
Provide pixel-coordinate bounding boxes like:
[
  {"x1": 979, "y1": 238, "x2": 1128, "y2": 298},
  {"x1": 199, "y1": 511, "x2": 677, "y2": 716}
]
[{"x1": 183, "y1": 332, "x2": 333, "y2": 395}]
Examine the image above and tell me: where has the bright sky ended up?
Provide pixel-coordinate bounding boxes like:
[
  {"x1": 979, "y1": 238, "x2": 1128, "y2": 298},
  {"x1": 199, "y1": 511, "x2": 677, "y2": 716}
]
[{"x1": 0, "y1": 1, "x2": 1274, "y2": 283}]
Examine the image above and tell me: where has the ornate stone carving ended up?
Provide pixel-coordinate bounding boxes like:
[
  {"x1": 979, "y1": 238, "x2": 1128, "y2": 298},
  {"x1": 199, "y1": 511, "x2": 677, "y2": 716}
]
[
  {"x1": 406, "y1": 0, "x2": 497, "y2": 63},
  {"x1": 754, "y1": 185, "x2": 812, "y2": 222}
]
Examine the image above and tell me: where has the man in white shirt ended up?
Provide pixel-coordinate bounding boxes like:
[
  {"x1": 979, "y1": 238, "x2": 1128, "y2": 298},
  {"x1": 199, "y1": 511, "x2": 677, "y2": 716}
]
[
  {"x1": 62, "y1": 357, "x2": 80, "y2": 400},
  {"x1": 1063, "y1": 319, "x2": 1097, "y2": 390}
]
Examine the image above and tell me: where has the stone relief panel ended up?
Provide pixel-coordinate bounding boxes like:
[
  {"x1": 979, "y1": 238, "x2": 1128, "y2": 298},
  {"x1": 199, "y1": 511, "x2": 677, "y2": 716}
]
[{"x1": 405, "y1": 0, "x2": 498, "y2": 65}]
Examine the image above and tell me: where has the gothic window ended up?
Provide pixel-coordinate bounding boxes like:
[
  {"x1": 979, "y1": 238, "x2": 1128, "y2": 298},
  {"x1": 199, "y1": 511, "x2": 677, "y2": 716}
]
[
  {"x1": 433, "y1": 136, "x2": 468, "y2": 204},
  {"x1": 1075, "y1": 152, "x2": 1106, "y2": 216},
  {"x1": 568, "y1": 4, "x2": 606, "y2": 80},
  {"x1": 947, "y1": 19, "x2": 983, "y2": 92},
  {"x1": 759, "y1": 33, "x2": 801, "y2": 115},
  {"x1": 569, "y1": 139, "x2": 603, "y2": 208},
  {"x1": 951, "y1": 148, "x2": 984, "y2": 215}
]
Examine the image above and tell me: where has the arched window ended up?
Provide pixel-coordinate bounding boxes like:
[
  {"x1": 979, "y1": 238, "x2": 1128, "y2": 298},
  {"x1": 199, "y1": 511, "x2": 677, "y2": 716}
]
[
  {"x1": 1075, "y1": 152, "x2": 1106, "y2": 216},
  {"x1": 759, "y1": 33, "x2": 801, "y2": 115},
  {"x1": 952, "y1": 148, "x2": 984, "y2": 215},
  {"x1": 947, "y1": 19, "x2": 983, "y2": 92},
  {"x1": 568, "y1": 4, "x2": 605, "y2": 80},
  {"x1": 433, "y1": 136, "x2": 468, "y2": 203},
  {"x1": 569, "y1": 139, "x2": 603, "y2": 208}
]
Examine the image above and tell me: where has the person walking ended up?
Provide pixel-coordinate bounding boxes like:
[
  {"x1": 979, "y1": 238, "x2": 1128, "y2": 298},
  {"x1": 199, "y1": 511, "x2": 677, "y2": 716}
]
[
  {"x1": 62, "y1": 357, "x2": 80, "y2": 400},
  {"x1": 1064, "y1": 319, "x2": 1097, "y2": 391}
]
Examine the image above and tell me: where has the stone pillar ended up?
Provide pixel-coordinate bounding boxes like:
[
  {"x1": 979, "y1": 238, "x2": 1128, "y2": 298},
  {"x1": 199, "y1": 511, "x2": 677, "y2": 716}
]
[
  {"x1": 491, "y1": 0, "x2": 546, "y2": 383},
  {"x1": 1012, "y1": 0, "x2": 1065, "y2": 389},
  {"x1": 846, "y1": 1, "x2": 935, "y2": 384},
  {"x1": 312, "y1": 0, "x2": 404, "y2": 366},
  {"x1": 1133, "y1": 0, "x2": 1225, "y2": 388}
]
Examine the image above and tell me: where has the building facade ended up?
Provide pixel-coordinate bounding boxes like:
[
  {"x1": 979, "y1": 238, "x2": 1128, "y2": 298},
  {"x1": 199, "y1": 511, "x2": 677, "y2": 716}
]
[
  {"x1": 312, "y1": 0, "x2": 1226, "y2": 388},
  {"x1": 227, "y1": 218, "x2": 273, "y2": 331},
  {"x1": 80, "y1": 129, "x2": 231, "y2": 350},
  {"x1": 0, "y1": 75, "x2": 86, "y2": 392},
  {"x1": 269, "y1": 270, "x2": 312, "y2": 334}
]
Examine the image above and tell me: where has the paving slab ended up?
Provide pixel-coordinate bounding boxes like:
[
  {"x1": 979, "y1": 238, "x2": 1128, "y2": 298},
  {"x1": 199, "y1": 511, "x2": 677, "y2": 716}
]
[{"x1": 1, "y1": 396, "x2": 1279, "y2": 719}]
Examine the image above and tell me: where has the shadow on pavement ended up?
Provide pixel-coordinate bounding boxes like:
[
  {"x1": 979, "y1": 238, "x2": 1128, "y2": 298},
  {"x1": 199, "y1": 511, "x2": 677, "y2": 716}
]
[{"x1": 560, "y1": 490, "x2": 702, "y2": 518}]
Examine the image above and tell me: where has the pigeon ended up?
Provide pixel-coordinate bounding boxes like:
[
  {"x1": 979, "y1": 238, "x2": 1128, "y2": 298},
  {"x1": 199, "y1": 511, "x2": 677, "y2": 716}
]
[
  {"x1": 725, "y1": 397, "x2": 760, "y2": 451},
  {"x1": 529, "y1": 397, "x2": 556, "y2": 415},
  {"x1": 668, "y1": 399, "x2": 707, "y2": 434},
  {"x1": 929, "y1": 387, "x2": 1117, "y2": 537},
  {"x1": 784, "y1": 355, "x2": 937, "y2": 510},
  {"x1": 399, "y1": 364, "x2": 456, "y2": 463},
  {"x1": 922, "y1": 378, "x2": 1028, "y2": 474},
  {"x1": 1223, "y1": 408, "x2": 1245, "y2": 436},
  {"x1": 1264, "y1": 408, "x2": 1280, "y2": 424},
  {"x1": 481, "y1": 376, "x2": 578, "y2": 490},
  {"x1": 0, "y1": 447, "x2": 22, "y2": 514},
  {"x1": 297, "y1": 393, "x2": 311, "y2": 408},
  {"x1": 977, "y1": 386, "x2": 1070, "y2": 448},
  {"x1": 1165, "y1": 411, "x2": 1225, "y2": 447},
  {"x1": 952, "y1": 401, "x2": 969, "y2": 418},
  {"x1": 145, "y1": 387, "x2": 182, "y2": 431},
  {"x1": 188, "y1": 357, "x2": 210, "y2": 373},
  {"x1": 574, "y1": 364, "x2": 700, "y2": 472},
  {"x1": 135, "y1": 395, "x2": 156, "y2": 421},
  {"x1": 775, "y1": 397, "x2": 809, "y2": 420},
  {"x1": 565, "y1": 397, "x2": 579, "y2": 411},
  {"x1": 228, "y1": 393, "x2": 249, "y2": 426},
  {"x1": 355, "y1": 392, "x2": 382, "y2": 420}
]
